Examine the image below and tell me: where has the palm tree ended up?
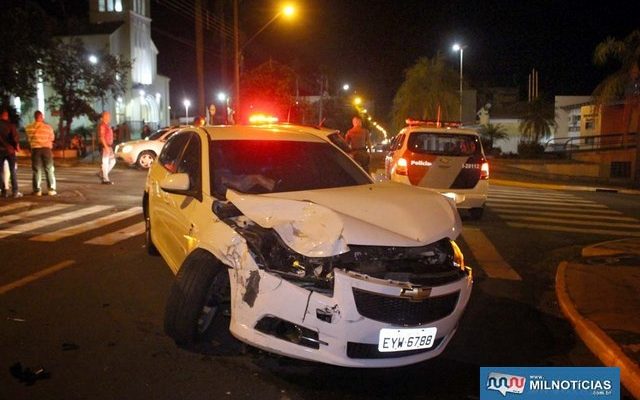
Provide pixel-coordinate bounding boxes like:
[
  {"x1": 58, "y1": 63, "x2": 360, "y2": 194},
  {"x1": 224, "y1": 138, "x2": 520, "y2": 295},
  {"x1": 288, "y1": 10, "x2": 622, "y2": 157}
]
[
  {"x1": 519, "y1": 96, "x2": 557, "y2": 144},
  {"x1": 593, "y1": 30, "x2": 640, "y2": 185},
  {"x1": 478, "y1": 123, "x2": 509, "y2": 152},
  {"x1": 592, "y1": 30, "x2": 640, "y2": 106},
  {"x1": 391, "y1": 54, "x2": 459, "y2": 131}
]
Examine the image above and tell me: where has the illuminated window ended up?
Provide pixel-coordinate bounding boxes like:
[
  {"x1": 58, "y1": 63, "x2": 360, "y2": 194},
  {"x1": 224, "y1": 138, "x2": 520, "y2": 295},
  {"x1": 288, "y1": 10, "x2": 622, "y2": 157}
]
[{"x1": 99, "y1": 0, "x2": 122, "y2": 12}]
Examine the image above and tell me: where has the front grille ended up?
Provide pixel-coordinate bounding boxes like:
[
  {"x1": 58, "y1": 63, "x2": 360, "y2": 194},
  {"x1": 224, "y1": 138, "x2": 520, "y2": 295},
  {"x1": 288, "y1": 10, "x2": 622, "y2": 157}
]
[
  {"x1": 352, "y1": 289, "x2": 459, "y2": 326},
  {"x1": 347, "y1": 337, "x2": 444, "y2": 359}
]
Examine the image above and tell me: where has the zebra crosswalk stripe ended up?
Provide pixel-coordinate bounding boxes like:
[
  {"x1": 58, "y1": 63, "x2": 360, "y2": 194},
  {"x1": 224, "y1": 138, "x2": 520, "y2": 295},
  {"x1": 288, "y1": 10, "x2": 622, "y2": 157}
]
[
  {"x1": 488, "y1": 198, "x2": 608, "y2": 208},
  {"x1": 507, "y1": 222, "x2": 640, "y2": 237},
  {"x1": 30, "y1": 206, "x2": 142, "y2": 242},
  {"x1": 84, "y1": 221, "x2": 145, "y2": 245},
  {"x1": 0, "y1": 204, "x2": 74, "y2": 225},
  {"x1": 491, "y1": 208, "x2": 636, "y2": 222},
  {"x1": 0, "y1": 205, "x2": 113, "y2": 239},
  {"x1": 0, "y1": 202, "x2": 35, "y2": 213}
]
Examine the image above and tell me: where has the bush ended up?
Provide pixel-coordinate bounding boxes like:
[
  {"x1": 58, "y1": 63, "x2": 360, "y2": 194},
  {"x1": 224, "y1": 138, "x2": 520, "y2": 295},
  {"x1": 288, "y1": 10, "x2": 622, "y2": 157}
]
[{"x1": 517, "y1": 142, "x2": 545, "y2": 158}]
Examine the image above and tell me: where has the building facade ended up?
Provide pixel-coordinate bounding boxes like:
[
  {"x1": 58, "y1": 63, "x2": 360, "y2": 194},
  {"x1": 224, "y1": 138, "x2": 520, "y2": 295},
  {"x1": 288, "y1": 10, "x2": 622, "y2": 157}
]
[{"x1": 31, "y1": 0, "x2": 170, "y2": 137}]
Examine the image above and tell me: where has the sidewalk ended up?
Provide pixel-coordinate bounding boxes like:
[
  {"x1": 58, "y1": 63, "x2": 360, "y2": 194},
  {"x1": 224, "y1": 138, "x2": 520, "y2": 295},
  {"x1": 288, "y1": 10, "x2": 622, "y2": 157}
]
[
  {"x1": 488, "y1": 161, "x2": 640, "y2": 398},
  {"x1": 556, "y1": 240, "x2": 640, "y2": 399}
]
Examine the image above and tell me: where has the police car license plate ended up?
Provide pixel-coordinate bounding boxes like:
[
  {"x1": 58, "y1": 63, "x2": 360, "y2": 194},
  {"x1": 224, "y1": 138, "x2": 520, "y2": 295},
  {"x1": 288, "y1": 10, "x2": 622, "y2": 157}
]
[{"x1": 378, "y1": 327, "x2": 437, "y2": 352}]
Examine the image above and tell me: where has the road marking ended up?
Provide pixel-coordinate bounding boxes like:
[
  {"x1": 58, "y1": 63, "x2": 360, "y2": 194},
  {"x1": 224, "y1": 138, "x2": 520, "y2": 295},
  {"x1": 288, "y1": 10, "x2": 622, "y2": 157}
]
[
  {"x1": 488, "y1": 193, "x2": 597, "y2": 204},
  {"x1": 500, "y1": 215, "x2": 640, "y2": 229},
  {"x1": 488, "y1": 188, "x2": 579, "y2": 198},
  {"x1": 507, "y1": 222, "x2": 640, "y2": 237},
  {"x1": 31, "y1": 206, "x2": 142, "y2": 242},
  {"x1": 0, "y1": 203, "x2": 74, "y2": 225},
  {"x1": 0, "y1": 202, "x2": 35, "y2": 213},
  {"x1": 487, "y1": 198, "x2": 608, "y2": 208},
  {"x1": 0, "y1": 260, "x2": 75, "y2": 295},
  {"x1": 491, "y1": 208, "x2": 636, "y2": 221},
  {"x1": 487, "y1": 203, "x2": 622, "y2": 214},
  {"x1": 0, "y1": 205, "x2": 112, "y2": 239},
  {"x1": 461, "y1": 227, "x2": 522, "y2": 281},
  {"x1": 84, "y1": 221, "x2": 145, "y2": 245}
]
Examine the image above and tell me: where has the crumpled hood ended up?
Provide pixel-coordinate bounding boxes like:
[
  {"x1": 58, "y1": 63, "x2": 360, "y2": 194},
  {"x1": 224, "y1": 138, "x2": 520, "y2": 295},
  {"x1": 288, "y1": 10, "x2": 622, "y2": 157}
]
[{"x1": 226, "y1": 181, "x2": 461, "y2": 257}]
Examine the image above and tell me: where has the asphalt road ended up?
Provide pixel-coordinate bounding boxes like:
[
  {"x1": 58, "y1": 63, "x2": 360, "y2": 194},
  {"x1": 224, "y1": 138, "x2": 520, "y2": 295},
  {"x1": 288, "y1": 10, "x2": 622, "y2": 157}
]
[{"x1": 1, "y1": 162, "x2": 637, "y2": 399}]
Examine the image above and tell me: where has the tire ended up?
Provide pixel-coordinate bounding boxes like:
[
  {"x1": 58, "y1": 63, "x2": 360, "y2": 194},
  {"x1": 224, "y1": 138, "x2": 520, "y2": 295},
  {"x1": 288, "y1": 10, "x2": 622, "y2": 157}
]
[
  {"x1": 164, "y1": 250, "x2": 231, "y2": 345},
  {"x1": 137, "y1": 150, "x2": 156, "y2": 169},
  {"x1": 143, "y1": 193, "x2": 159, "y2": 256},
  {"x1": 469, "y1": 207, "x2": 484, "y2": 220}
]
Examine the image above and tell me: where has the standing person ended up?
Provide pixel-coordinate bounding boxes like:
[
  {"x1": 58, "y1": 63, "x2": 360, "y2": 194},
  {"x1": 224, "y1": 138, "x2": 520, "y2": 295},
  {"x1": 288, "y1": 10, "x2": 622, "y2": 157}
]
[
  {"x1": 345, "y1": 116, "x2": 372, "y2": 172},
  {"x1": 0, "y1": 110, "x2": 22, "y2": 198},
  {"x1": 25, "y1": 110, "x2": 57, "y2": 196},
  {"x1": 208, "y1": 103, "x2": 216, "y2": 125},
  {"x1": 142, "y1": 122, "x2": 151, "y2": 139},
  {"x1": 98, "y1": 111, "x2": 115, "y2": 184}
]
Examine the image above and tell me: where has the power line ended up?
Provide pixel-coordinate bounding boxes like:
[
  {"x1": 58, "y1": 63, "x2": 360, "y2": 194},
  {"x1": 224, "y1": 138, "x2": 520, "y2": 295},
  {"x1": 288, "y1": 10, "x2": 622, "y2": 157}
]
[
  {"x1": 154, "y1": 0, "x2": 233, "y2": 38},
  {"x1": 151, "y1": 26, "x2": 222, "y2": 59}
]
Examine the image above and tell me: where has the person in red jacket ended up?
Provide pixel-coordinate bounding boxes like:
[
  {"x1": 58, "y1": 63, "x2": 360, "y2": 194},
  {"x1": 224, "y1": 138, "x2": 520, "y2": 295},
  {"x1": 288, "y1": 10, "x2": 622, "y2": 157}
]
[{"x1": 98, "y1": 111, "x2": 116, "y2": 184}]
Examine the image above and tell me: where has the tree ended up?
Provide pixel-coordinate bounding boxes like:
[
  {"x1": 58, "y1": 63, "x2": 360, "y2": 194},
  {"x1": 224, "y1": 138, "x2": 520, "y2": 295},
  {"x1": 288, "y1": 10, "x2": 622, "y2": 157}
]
[
  {"x1": 593, "y1": 30, "x2": 640, "y2": 185},
  {"x1": 478, "y1": 123, "x2": 509, "y2": 152},
  {"x1": 518, "y1": 96, "x2": 556, "y2": 144},
  {"x1": 42, "y1": 38, "x2": 131, "y2": 145},
  {"x1": 240, "y1": 60, "x2": 296, "y2": 123},
  {"x1": 592, "y1": 30, "x2": 640, "y2": 108},
  {"x1": 0, "y1": 1, "x2": 53, "y2": 108},
  {"x1": 390, "y1": 55, "x2": 459, "y2": 132}
]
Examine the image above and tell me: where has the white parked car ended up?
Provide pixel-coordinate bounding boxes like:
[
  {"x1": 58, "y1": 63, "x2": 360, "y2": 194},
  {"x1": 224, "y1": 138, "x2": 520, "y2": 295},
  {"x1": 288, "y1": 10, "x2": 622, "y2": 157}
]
[
  {"x1": 143, "y1": 124, "x2": 473, "y2": 368},
  {"x1": 385, "y1": 120, "x2": 489, "y2": 219},
  {"x1": 115, "y1": 126, "x2": 180, "y2": 169}
]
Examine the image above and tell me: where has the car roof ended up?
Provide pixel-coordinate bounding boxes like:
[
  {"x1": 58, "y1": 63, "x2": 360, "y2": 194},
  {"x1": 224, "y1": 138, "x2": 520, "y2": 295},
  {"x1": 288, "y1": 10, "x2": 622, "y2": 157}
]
[
  {"x1": 196, "y1": 124, "x2": 331, "y2": 143},
  {"x1": 403, "y1": 126, "x2": 480, "y2": 136}
]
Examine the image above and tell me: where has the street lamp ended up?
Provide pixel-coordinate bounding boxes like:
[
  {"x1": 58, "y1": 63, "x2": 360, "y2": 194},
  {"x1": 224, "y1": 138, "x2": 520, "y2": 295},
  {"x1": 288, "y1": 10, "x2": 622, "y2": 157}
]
[
  {"x1": 233, "y1": 2, "x2": 296, "y2": 122},
  {"x1": 183, "y1": 99, "x2": 191, "y2": 122},
  {"x1": 452, "y1": 43, "x2": 467, "y2": 123}
]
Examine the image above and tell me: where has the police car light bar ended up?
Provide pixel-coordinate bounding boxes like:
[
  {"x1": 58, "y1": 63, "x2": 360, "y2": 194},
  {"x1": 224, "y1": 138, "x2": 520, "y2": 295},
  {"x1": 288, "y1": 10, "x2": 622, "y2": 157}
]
[{"x1": 405, "y1": 119, "x2": 461, "y2": 128}]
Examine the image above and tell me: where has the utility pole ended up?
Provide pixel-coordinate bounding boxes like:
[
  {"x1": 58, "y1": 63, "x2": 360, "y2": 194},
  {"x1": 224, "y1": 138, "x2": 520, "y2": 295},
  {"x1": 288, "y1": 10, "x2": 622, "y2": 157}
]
[
  {"x1": 318, "y1": 76, "x2": 324, "y2": 125},
  {"x1": 233, "y1": 0, "x2": 240, "y2": 123},
  {"x1": 195, "y1": 0, "x2": 205, "y2": 116}
]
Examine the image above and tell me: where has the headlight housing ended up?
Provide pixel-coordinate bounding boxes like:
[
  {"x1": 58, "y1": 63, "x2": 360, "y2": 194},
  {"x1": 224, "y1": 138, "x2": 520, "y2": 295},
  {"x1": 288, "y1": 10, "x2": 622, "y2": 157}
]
[{"x1": 122, "y1": 145, "x2": 133, "y2": 153}]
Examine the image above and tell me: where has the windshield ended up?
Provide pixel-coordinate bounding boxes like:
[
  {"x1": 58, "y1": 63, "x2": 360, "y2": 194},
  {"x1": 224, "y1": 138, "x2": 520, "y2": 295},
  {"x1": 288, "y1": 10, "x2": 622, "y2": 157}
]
[
  {"x1": 210, "y1": 140, "x2": 371, "y2": 198},
  {"x1": 148, "y1": 128, "x2": 175, "y2": 141},
  {"x1": 407, "y1": 132, "x2": 481, "y2": 156}
]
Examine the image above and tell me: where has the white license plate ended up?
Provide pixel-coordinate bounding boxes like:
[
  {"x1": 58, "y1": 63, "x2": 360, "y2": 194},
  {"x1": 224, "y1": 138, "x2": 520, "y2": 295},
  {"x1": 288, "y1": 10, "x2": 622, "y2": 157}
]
[{"x1": 378, "y1": 327, "x2": 438, "y2": 352}]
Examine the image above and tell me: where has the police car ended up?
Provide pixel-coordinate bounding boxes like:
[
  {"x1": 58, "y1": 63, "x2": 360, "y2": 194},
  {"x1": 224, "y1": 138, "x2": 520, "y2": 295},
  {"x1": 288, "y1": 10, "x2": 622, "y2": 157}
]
[{"x1": 385, "y1": 120, "x2": 489, "y2": 219}]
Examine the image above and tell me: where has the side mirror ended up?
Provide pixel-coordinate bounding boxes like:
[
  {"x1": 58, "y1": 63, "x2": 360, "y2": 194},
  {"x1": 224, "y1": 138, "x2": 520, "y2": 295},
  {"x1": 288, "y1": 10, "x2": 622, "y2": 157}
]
[{"x1": 160, "y1": 172, "x2": 190, "y2": 194}]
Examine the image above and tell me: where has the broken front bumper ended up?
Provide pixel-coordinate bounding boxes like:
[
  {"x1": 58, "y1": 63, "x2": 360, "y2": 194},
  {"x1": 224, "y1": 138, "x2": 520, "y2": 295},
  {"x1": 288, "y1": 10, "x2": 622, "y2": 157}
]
[{"x1": 229, "y1": 267, "x2": 472, "y2": 368}]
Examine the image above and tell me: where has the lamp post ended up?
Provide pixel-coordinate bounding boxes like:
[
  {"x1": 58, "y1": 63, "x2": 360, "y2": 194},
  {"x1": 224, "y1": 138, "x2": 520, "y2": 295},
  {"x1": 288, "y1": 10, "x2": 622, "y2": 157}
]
[
  {"x1": 452, "y1": 43, "x2": 466, "y2": 123},
  {"x1": 233, "y1": 2, "x2": 295, "y2": 123},
  {"x1": 183, "y1": 99, "x2": 191, "y2": 123}
]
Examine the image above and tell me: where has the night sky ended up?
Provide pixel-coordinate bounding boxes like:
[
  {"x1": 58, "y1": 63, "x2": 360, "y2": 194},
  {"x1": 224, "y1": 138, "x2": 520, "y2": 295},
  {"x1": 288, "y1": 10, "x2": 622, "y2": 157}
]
[{"x1": 35, "y1": 0, "x2": 640, "y2": 121}]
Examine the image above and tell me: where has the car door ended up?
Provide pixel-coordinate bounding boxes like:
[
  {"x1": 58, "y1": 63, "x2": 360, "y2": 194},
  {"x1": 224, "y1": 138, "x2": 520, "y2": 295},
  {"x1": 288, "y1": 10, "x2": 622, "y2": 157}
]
[{"x1": 151, "y1": 131, "x2": 202, "y2": 269}]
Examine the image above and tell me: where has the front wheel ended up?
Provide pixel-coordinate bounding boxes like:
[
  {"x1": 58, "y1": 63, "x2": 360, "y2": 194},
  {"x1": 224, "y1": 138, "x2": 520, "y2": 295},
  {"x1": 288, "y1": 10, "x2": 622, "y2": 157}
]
[
  {"x1": 164, "y1": 250, "x2": 231, "y2": 345},
  {"x1": 137, "y1": 150, "x2": 156, "y2": 169}
]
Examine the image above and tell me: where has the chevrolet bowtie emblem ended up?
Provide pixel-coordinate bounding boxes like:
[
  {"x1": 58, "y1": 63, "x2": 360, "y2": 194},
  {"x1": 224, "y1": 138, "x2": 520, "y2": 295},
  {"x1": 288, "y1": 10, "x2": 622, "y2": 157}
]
[{"x1": 400, "y1": 286, "x2": 432, "y2": 301}]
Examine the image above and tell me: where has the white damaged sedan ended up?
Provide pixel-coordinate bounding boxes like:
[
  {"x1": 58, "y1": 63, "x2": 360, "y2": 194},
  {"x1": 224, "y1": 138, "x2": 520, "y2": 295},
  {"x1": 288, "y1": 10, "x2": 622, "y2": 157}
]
[{"x1": 143, "y1": 124, "x2": 472, "y2": 368}]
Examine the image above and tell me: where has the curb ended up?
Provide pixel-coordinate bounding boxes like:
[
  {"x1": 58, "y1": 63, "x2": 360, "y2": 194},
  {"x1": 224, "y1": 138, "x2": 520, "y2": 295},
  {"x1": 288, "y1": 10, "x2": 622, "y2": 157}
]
[
  {"x1": 491, "y1": 178, "x2": 640, "y2": 195},
  {"x1": 556, "y1": 261, "x2": 640, "y2": 399}
]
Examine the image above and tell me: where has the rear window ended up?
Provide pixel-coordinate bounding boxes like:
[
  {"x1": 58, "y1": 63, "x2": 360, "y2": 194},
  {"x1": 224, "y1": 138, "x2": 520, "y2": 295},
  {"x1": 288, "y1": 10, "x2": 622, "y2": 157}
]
[
  {"x1": 407, "y1": 132, "x2": 481, "y2": 156},
  {"x1": 210, "y1": 140, "x2": 371, "y2": 198}
]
